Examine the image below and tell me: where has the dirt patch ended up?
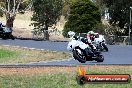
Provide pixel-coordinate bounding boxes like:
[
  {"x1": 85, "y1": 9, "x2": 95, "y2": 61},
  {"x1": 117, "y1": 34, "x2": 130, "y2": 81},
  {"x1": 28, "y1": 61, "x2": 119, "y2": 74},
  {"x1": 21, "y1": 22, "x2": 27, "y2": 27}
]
[
  {"x1": 12, "y1": 27, "x2": 68, "y2": 41},
  {"x1": 0, "y1": 67, "x2": 77, "y2": 75},
  {"x1": 0, "y1": 65, "x2": 132, "y2": 75},
  {"x1": 1, "y1": 13, "x2": 67, "y2": 41}
]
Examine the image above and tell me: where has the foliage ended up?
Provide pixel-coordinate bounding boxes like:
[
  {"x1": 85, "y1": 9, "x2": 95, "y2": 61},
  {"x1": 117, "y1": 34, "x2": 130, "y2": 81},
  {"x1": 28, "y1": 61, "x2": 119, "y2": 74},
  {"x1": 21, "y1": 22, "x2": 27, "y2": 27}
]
[
  {"x1": 0, "y1": 0, "x2": 32, "y2": 30},
  {"x1": 103, "y1": 0, "x2": 132, "y2": 29},
  {"x1": 18, "y1": 0, "x2": 32, "y2": 14},
  {"x1": 61, "y1": 0, "x2": 71, "y2": 19},
  {"x1": 0, "y1": 0, "x2": 31, "y2": 17},
  {"x1": 31, "y1": 0, "x2": 63, "y2": 40},
  {"x1": 94, "y1": 0, "x2": 106, "y2": 17},
  {"x1": 62, "y1": 0, "x2": 80, "y2": 19},
  {"x1": 93, "y1": 23, "x2": 106, "y2": 34},
  {"x1": 0, "y1": 9, "x2": 3, "y2": 17},
  {"x1": 63, "y1": 0, "x2": 101, "y2": 37},
  {"x1": 0, "y1": 0, "x2": 5, "y2": 17}
]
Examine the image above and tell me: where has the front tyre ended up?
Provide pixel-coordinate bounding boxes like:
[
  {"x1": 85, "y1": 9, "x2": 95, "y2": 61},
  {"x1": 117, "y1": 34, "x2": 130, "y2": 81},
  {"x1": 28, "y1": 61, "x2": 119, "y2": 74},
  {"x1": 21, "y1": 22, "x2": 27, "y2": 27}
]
[
  {"x1": 102, "y1": 43, "x2": 108, "y2": 52},
  {"x1": 73, "y1": 50, "x2": 86, "y2": 63},
  {"x1": 2, "y1": 34, "x2": 7, "y2": 40}
]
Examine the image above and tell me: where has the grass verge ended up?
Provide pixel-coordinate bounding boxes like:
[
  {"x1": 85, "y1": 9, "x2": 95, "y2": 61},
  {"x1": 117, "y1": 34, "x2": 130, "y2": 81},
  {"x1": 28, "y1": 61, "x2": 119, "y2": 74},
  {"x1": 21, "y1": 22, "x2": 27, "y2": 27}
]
[
  {"x1": 0, "y1": 45, "x2": 71, "y2": 64},
  {"x1": 0, "y1": 66, "x2": 132, "y2": 88},
  {"x1": 0, "y1": 48, "x2": 19, "y2": 63},
  {"x1": 0, "y1": 49, "x2": 17, "y2": 59}
]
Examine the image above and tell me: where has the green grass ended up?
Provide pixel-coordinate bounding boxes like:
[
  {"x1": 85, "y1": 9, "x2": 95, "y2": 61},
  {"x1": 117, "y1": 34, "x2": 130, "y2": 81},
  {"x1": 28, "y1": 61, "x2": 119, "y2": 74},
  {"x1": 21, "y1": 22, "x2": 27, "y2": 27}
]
[
  {"x1": 0, "y1": 73, "x2": 131, "y2": 88},
  {"x1": 0, "y1": 49, "x2": 18, "y2": 62},
  {"x1": 0, "y1": 46, "x2": 71, "y2": 64},
  {"x1": 0, "y1": 66, "x2": 132, "y2": 88},
  {"x1": 0, "y1": 74, "x2": 75, "y2": 88}
]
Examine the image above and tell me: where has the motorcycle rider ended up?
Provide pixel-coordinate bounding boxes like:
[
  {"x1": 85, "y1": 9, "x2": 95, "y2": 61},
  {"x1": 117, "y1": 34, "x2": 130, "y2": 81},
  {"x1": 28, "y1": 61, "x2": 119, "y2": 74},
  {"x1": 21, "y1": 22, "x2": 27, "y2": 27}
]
[
  {"x1": 0, "y1": 22, "x2": 5, "y2": 30},
  {"x1": 68, "y1": 31, "x2": 96, "y2": 57},
  {"x1": 87, "y1": 31, "x2": 95, "y2": 41},
  {"x1": 94, "y1": 33, "x2": 105, "y2": 43},
  {"x1": 0, "y1": 22, "x2": 3, "y2": 28}
]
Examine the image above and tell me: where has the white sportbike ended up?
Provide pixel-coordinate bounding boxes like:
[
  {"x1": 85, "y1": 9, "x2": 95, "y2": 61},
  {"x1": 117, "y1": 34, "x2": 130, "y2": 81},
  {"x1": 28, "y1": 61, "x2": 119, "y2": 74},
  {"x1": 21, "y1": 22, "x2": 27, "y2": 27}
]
[
  {"x1": 67, "y1": 32, "x2": 104, "y2": 63},
  {"x1": 94, "y1": 35, "x2": 108, "y2": 52}
]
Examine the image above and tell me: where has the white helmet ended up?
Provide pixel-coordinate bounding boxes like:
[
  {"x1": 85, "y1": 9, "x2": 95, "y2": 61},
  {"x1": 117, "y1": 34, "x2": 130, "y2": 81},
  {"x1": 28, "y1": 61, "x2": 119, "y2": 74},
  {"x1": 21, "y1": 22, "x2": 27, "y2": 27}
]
[
  {"x1": 94, "y1": 33, "x2": 99, "y2": 35},
  {"x1": 88, "y1": 31, "x2": 94, "y2": 35},
  {"x1": 68, "y1": 31, "x2": 75, "y2": 37}
]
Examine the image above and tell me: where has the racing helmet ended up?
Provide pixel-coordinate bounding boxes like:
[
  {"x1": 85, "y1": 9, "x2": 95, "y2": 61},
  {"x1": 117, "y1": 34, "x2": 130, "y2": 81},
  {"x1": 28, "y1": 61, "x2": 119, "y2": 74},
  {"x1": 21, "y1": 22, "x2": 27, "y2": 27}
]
[
  {"x1": 68, "y1": 31, "x2": 75, "y2": 37},
  {"x1": 88, "y1": 31, "x2": 94, "y2": 35}
]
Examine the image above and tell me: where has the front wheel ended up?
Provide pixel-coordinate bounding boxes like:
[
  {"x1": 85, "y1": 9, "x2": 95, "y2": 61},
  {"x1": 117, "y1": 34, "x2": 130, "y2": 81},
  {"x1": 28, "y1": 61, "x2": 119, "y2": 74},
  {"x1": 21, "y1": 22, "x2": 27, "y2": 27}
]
[
  {"x1": 2, "y1": 34, "x2": 7, "y2": 40},
  {"x1": 73, "y1": 49, "x2": 86, "y2": 63},
  {"x1": 102, "y1": 43, "x2": 108, "y2": 52}
]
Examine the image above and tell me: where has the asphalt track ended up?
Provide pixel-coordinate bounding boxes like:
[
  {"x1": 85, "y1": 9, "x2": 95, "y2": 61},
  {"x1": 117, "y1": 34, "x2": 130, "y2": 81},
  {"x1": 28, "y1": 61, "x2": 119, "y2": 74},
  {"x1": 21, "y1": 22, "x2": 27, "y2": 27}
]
[{"x1": 0, "y1": 39, "x2": 132, "y2": 65}]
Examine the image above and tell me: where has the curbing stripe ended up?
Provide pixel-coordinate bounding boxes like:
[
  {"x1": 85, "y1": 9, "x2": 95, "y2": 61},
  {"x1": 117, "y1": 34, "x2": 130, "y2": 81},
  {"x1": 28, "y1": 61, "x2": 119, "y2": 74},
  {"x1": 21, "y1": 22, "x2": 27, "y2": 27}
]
[
  {"x1": 0, "y1": 64, "x2": 132, "y2": 68},
  {"x1": 16, "y1": 37, "x2": 68, "y2": 42}
]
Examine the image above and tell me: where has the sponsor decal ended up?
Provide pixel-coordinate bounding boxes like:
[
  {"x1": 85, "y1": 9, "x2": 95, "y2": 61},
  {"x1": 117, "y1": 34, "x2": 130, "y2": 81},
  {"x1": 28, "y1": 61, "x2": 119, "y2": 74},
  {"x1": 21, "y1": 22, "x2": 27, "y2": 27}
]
[{"x1": 77, "y1": 66, "x2": 131, "y2": 85}]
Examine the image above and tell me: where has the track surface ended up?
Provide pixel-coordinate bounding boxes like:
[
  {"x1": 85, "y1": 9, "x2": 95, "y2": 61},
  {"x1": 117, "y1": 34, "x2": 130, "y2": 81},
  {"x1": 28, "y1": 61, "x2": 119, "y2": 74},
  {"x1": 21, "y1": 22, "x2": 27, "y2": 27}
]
[
  {"x1": 0, "y1": 39, "x2": 132, "y2": 65},
  {"x1": 0, "y1": 39, "x2": 67, "y2": 51}
]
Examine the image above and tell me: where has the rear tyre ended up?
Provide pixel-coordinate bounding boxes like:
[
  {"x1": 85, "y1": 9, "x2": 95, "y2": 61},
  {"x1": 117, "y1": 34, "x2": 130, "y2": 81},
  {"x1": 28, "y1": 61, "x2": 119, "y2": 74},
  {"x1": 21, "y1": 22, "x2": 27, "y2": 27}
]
[
  {"x1": 10, "y1": 34, "x2": 15, "y2": 40},
  {"x1": 73, "y1": 50, "x2": 86, "y2": 63},
  {"x1": 96, "y1": 55, "x2": 104, "y2": 62}
]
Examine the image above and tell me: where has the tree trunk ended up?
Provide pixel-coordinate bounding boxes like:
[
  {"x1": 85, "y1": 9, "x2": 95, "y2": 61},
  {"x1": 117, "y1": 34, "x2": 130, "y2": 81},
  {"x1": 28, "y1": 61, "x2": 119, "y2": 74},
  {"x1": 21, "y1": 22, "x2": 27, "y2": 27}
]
[
  {"x1": 6, "y1": 14, "x2": 15, "y2": 29},
  {"x1": 44, "y1": 22, "x2": 49, "y2": 40}
]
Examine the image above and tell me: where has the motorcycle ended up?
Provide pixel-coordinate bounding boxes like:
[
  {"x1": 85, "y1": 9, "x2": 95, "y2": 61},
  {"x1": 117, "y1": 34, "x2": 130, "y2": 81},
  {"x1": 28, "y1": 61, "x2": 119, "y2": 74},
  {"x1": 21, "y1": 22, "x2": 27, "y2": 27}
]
[
  {"x1": 93, "y1": 35, "x2": 108, "y2": 52},
  {"x1": 67, "y1": 34, "x2": 104, "y2": 63},
  {"x1": 0, "y1": 26, "x2": 15, "y2": 40}
]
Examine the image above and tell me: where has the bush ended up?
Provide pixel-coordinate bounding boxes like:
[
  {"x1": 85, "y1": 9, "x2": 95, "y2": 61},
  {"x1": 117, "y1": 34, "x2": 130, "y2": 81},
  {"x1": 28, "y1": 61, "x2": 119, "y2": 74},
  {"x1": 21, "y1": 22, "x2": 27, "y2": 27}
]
[{"x1": 63, "y1": 0, "x2": 101, "y2": 37}]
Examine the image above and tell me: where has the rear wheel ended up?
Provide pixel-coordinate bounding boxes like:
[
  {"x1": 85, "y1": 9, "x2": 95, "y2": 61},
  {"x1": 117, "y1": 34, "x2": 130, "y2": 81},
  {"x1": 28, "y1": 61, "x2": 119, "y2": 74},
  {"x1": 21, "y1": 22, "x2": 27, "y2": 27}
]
[
  {"x1": 96, "y1": 55, "x2": 104, "y2": 62},
  {"x1": 10, "y1": 34, "x2": 15, "y2": 40},
  {"x1": 73, "y1": 49, "x2": 86, "y2": 63}
]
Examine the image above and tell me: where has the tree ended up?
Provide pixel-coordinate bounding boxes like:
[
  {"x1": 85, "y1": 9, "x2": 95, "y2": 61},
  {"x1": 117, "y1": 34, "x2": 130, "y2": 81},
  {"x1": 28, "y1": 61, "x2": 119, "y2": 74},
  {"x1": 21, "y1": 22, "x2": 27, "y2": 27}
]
[
  {"x1": 62, "y1": 0, "x2": 101, "y2": 37},
  {"x1": 62, "y1": 0, "x2": 80, "y2": 19},
  {"x1": 0, "y1": 0, "x2": 32, "y2": 28},
  {"x1": 31, "y1": 0, "x2": 63, "y2": 40},
  {"x1": 61, "y1": 0, "x2": 71, "y2": 19},
  {"x1": 103, "y1": 0, "x2": 132, "y2": 29},
  {"x1": 94, "y1": 0, "x2": 106, "y2": 17}
]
